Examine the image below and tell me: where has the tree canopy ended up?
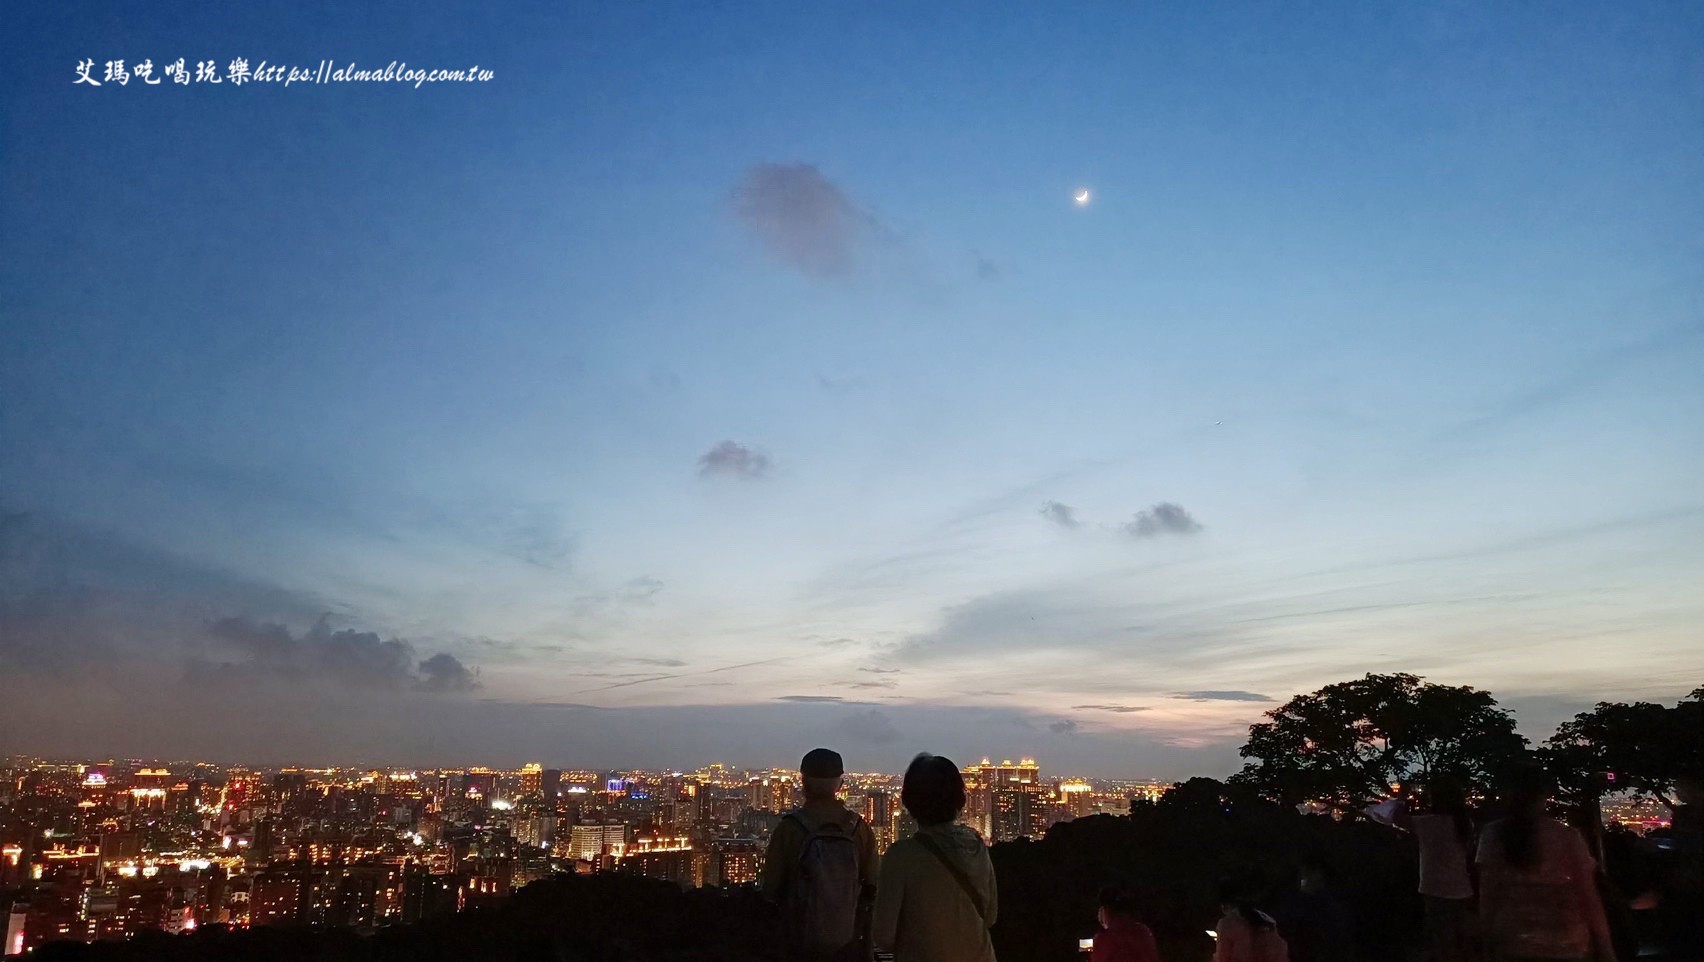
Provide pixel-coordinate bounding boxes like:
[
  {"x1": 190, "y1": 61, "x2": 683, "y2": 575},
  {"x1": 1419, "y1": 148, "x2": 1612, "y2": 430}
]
[
  {"x1": 1545, "y1": 687, "x2": 1702, "y2": 810},
  {"x1": 1232, "y1": 673, "x2": 1527, "y2": 809}
]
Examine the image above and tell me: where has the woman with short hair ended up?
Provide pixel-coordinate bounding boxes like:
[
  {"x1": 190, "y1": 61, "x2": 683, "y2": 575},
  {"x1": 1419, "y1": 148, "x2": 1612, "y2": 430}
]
[{"x1": 871, "y1": 753, "x2": 999, "y2": 962}]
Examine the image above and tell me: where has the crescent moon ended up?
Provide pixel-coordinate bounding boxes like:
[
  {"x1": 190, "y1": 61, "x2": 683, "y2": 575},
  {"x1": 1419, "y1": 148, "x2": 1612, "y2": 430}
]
[{"x1": 1074, "y1": 189, "x2": 1091, "y2": 206}]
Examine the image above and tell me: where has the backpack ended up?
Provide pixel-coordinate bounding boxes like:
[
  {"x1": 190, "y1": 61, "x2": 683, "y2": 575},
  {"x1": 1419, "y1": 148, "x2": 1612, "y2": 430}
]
[{"x1": 782, "y1": 810, "x2": 864, "y2": 953}]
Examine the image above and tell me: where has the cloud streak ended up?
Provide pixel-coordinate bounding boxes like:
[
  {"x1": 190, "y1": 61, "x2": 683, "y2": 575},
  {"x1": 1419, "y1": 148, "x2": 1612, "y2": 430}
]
[{"x1": 1170, "y1": 690, "x2": 1273, "y2": 702}]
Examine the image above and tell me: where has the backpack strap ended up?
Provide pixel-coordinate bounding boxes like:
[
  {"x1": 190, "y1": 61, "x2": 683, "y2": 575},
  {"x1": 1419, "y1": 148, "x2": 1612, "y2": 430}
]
[{"x1": 912, "y1": 831, "x2": 989, "y2": 923}]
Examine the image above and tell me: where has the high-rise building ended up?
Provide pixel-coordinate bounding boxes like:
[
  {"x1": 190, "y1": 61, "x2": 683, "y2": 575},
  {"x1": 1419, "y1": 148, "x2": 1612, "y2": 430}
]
[
  {"x1": 567, "y1": 823, "x2": 629, "y2": 861},
  {"x1": 463, "y1": 769, "x2": 497, "y2": 801},
  {"x1": 250, "y1": 869, "x2": 308, "y2": 926},
  {"x1": 860, "y1": 790, "x2": 897, "y2": 853},
  {"x1": 518, "y1": 764, "x2": 542, "y2": 796},
  {"x1": 960, "y1": 758, "x2": 1043, "y2": 842},
  {"x1": 540, "y1": 769, "x2": 562, "y2": 801},
  {"x1": 706, "y1": 836, "x2": 764, "y2": 887},
  {"x1": 1058, "y1": 780, "x2": 1094, "y2": 821},
  {"x1": 746, "y1": 775, "x2": 795, "y2": 813}
]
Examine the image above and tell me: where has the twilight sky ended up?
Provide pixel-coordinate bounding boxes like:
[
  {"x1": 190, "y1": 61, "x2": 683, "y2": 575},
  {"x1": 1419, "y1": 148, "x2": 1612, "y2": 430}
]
[{"x1": 3, "y1": 1, "x2": 1702, "y2": 778}]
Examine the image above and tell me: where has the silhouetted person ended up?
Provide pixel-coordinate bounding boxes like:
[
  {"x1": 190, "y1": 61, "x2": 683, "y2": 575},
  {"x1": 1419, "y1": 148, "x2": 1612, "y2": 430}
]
[
  {"x1": 1408, "y1": 776, "x2": 1479, "y2": 962},
  {"x1": 1090, "y1": 886, "x2": 1161, "y2": 962},
  {"x1": 1476, "y1": 766, "x2": 1614, "y2": 962},
  {"x1": 762, "y1": 748, "x2": 878, "y2": 961},
  {"x1": 1653, "y1": 770, "x2": 1701, "y2": 962},
  {"x1": 1273, "y1": 853, "x2": 1352, "y2": 962},
  {"x1": 1214, "y1": 879, "x2": 1289, "y2": 962},
  {"x1": 871, "y1": 753, "x2": 997, "y2": 962}
]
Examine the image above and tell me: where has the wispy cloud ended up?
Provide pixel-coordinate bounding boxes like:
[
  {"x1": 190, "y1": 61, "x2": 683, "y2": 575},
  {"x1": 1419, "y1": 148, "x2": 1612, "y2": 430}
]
[
  {"x1": 1039, "y1": 501, "x2": 1081, "y2": 529},
  {"x1": 1170, "y1": 690, "x2": 1273, "y2": 702},
  {"x1": 1049, "y1": 719, "x2": 1080, "y2": 735},
  {"x1": 778, "y1": 694, "x2": 846, "y2": 703},
  {"x1": 1073, "y1": 704, "x2": 1152, "y2": 713},
  {"x1": 698, "y1": 440, "x2": 771, "y2": 480}
]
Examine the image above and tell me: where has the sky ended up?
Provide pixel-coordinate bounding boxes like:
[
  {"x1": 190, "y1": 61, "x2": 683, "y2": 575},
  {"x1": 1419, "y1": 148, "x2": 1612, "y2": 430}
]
[{"x1": 2, "y1": 1, "x2": 1702, "y2": 779}]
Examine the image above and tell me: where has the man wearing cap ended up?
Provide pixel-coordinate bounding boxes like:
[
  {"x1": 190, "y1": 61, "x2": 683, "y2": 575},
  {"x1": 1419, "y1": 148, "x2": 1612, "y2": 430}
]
[{"x1": 762, "y1": 748, "x2": 880, "y2": 961}]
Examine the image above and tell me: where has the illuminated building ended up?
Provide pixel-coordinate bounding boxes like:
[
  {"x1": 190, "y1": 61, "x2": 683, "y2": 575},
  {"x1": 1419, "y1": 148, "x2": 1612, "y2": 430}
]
[
  {"x1": 463, "y1": 768, "x2": 497, "y2": 801},
  {"x1": 250, "y1": 870, "x2": 307, "y2": 926},
  {"x1": 746, "y1": 774, "x2": 795, "y2": 813},
  {"x1": 1058, "y1": 780, "x2": 1093, "y2": 820},
  {"x1": 97, "y1": 832, "x2": 140, "y2": 885},
  {"x1": 518, "y1": 763, "x2": 542, "y2": 796},
  {"x1": 960, "y1": 758, "x2": 1043, "y2": 842},
  {"x1": 222, "y1": 769, "x2": 260, "y2": 812},
  {"x1": 6, "y1": 904, "x2": 26, "y2": 957},
  {"x1": 619, "y1": 836, "x2": 694, "y2": 887},
  {"x1": 860, "y1": 790, "x2": 897, "y2": 853},
  {"x1": 706, "y1": 836, "x2": 764, "y2": 887},
  {"x1": 567, "y1": 823, "x2": 629, "y2": 861}
]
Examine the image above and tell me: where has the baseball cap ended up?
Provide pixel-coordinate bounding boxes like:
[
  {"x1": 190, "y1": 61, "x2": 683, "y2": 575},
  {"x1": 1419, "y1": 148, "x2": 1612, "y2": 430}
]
[{"x1": 800, "y1": 748, "x2": 844, "y2": 778}]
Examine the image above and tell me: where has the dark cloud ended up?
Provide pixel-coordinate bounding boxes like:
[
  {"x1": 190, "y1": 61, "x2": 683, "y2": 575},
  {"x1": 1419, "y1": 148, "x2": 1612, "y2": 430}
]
[
  {"x1": 1049, "y1": 719, "x2": 1080, "y2": 735},
  {"x1": 697, "y1": 440, "x2": 771, "y2": 480},
  {"x1": 778, "y1": 695, "x2": 846, "y2": 703},
  {"x1": 1073, "y1": 704, "x2": 1152, "y2": 713},
  {"x1": 858, "y1": 667, "x2": 901, "y2": 675},
  {"x1": 418, "y1": 653, "x2": 479, "y2": 692},
  {"x1": 1039, "y1": 501, "x2": 1081, "y2": 529},
  {"x1": 732, "y1": 163, "x2": 870, "y2": 276},
  {"x1": 1122, "y1": 502, "x2": 1203, "y2": 538},
  {"x1": 842, "y1": 709, "x2": 900, "y2": 745},
  {"x1": 203, "y1": 616, "x2": 479, "y2": 694},
  {"x1": 1170, "y1": 690, "x2": 1274, "y2": 702},
  {"x1": 849, "y1": 680, "x2": 896, "y2": 690}
]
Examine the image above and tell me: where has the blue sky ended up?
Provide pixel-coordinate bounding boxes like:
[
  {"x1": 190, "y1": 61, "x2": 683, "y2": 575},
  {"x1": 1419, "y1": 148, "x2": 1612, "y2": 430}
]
[{"x1": 3, "y1": 1, "x2": 1702, "y2": 777}]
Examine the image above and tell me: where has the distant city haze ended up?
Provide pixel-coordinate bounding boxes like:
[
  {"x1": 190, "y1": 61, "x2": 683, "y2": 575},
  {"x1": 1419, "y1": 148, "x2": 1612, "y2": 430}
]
[{"x1": 3, "y1": 2, "x2": 1702, "y2": 779}]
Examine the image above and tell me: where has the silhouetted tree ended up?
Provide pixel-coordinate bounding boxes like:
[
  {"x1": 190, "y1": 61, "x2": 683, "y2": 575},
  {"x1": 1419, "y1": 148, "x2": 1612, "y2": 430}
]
[
  {"x1": 1232, "y1": 673, "x2": 1526, "y2": 810},
  {"x1": 1545, "y1": 687, "x2": 1703, "y2": 810}
]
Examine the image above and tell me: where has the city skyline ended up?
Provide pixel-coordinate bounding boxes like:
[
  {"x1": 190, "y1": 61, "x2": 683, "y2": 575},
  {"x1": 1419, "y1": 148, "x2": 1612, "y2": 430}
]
[{"x1": 4, "y1": 2, "x2": 1704, "y2": 777}]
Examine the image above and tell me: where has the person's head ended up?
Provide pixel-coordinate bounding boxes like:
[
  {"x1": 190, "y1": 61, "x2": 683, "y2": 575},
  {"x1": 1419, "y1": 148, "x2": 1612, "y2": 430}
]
[
  {"x1": 1501, "y1": 763, "x2": 1552, "y2": 819},
  {"x1": 1428, "y1": 774, "x2": 1474, "y2": 845},
  {"x1": 1498, "y1": 763, "x2": 1554, "y2": 869},
  {"x1": 900, "y1": 753, "x2": 966, "y2": 827},
  {"x1": 799, "y1": 748, "x2": 844, "y2": 801},
  {"x1": 1097, "y1": 886, "x2": 1139, "y2": 928}
]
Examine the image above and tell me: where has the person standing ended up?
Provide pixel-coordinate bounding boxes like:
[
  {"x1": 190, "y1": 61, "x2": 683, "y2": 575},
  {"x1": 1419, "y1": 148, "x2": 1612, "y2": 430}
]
[
  {"x1": 1476, "y1": 766, "x2": 1615, "y2": 962},
  {"x1": 871, "y1": 753, "x2": 998, "y2": 962},
  {"x1": 762, "y1": 748, "x2": 879, "y2": 962},
  {"x1": 1410, "y1": 777, "x2": 1479, "y2": 962}
]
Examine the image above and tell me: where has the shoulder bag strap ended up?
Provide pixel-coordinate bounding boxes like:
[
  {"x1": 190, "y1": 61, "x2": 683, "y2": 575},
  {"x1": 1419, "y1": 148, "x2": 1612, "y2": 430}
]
[{"x1": 912, "y1": 831, "x2": 989, "y2": 923}]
